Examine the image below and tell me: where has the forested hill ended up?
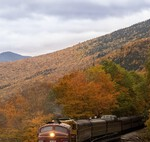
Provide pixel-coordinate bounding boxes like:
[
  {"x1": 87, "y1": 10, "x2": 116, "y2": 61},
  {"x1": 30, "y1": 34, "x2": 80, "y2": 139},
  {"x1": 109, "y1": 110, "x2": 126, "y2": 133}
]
[
  {"x1": 101, "y1": 38, "x2": 150, "y2": 70},
  {"x1": 77, "y1": 18, "x2": 150, "y2": 70},
  {"x1": 0, "y1": 19, "x2": 150, "y2": 99},
  {"x1": 85, "y1": 18, "x2": 150, "y2": 56}
]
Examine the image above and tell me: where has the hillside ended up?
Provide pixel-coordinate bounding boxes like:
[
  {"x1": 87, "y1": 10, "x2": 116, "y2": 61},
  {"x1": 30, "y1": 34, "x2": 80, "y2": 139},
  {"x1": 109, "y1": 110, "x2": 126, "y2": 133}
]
[
  {"x1": 84, "y1": 19, "x2": 150, "y2": 57},
  {"x1": 0, "y1": 19, "x2": 150, "y2": 99},
  {"x1": 101, "y1": 38, "x2": 150, "y2": 70},
  {"x1": 0, "y1": 51, "x2": 30, "y2": 62}
]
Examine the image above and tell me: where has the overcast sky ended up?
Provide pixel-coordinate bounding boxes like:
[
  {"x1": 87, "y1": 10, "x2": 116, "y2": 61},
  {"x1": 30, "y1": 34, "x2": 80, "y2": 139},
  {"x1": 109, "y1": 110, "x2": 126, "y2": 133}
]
[{"x1": 0, "y1": 0, "x2": 150, "y2": 56}]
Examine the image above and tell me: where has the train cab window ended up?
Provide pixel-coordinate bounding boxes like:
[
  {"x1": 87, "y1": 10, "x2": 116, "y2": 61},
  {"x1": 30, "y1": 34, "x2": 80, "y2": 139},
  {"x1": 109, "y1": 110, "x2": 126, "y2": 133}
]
[
  {"x1": 55, "y1": 126, "x2": 68, "y2": 134},
  {"x1": 40, "y1": 126, "x2": 53, "y2": 133}
]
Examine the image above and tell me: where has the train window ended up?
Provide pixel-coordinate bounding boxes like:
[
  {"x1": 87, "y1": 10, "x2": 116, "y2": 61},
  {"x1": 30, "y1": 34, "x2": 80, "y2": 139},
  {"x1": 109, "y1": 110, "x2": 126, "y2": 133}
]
[
  {"x1": 41, "y1": 126, "x2": 53, "y2": 133},
  {"x1": 55, "y1": 126, "x2": 68, "y2": 134}
]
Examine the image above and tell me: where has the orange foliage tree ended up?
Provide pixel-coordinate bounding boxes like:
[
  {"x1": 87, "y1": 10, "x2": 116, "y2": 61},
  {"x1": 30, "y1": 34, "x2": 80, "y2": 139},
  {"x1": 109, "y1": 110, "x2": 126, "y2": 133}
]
[
  {"x1": 52, "y1": 65, "x2": 118, "y2": 118},
  {"x1": 0, "y1": 95, "x2": 29, "y2": 141},
  {"x1": 0, "y1": 81, "x2": 53, "y2": 142}
]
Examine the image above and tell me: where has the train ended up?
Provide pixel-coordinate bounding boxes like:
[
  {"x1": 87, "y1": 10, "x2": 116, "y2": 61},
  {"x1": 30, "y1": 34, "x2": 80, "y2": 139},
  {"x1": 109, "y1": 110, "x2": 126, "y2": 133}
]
[{"x1": 37, "y1": 115, "x2": 144, "y2": 142}]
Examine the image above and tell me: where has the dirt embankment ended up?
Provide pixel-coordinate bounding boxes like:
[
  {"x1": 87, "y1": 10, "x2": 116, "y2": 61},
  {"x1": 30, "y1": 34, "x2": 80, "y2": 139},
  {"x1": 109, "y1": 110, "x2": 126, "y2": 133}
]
[{"x1": 121, "y1": 128, "x2": 149, "y2": 142}]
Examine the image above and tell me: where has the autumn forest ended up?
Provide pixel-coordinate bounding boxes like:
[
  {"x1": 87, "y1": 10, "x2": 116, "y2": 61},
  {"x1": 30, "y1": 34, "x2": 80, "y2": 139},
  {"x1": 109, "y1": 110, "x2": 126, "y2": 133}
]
[{"x1": 1, "y1": 59, "x2": 150, "y2": 141}]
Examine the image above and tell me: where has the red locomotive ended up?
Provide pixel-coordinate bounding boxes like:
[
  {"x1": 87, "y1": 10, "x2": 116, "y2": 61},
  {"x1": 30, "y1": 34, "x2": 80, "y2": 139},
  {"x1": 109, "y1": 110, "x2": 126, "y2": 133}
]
[{"x1": 38, "y1": 122, "x2": 71, "y2": 142}]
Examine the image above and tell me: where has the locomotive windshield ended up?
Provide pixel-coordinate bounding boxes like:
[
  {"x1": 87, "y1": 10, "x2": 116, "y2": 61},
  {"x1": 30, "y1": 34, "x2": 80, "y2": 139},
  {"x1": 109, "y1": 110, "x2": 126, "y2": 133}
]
[
  {"x1": 55, "y1": 126, "x2": 68, "y2": 134},
  {"x1": 40, "y1": 126, "x2": 53, "y2": 133}
]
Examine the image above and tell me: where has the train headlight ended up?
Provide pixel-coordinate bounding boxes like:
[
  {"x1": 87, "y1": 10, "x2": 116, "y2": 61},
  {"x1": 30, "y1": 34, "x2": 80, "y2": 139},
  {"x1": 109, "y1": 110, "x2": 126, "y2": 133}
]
[{"x1": 49, "y1": 132, "x2": 55, "y2": 138}]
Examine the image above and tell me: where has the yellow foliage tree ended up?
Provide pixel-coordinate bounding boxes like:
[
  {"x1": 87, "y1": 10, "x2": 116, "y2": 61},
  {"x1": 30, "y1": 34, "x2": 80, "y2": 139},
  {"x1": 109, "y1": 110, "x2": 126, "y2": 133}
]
[{"x1": 22, "y1": 112, "x2": 53, "y2": 142}]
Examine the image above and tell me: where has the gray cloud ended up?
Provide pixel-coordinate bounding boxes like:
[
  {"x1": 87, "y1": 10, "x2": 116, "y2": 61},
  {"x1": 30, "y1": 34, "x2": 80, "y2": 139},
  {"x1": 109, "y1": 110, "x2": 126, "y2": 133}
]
[{"x1": 0, "y1": 0, "x2": 150, "y2": 20}]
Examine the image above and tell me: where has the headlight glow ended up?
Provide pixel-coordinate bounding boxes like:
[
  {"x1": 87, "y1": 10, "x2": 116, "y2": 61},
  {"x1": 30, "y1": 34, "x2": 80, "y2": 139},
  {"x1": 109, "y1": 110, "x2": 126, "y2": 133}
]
[{"x1": 49, "y1": 132, "x2": 55, "y2": 138}]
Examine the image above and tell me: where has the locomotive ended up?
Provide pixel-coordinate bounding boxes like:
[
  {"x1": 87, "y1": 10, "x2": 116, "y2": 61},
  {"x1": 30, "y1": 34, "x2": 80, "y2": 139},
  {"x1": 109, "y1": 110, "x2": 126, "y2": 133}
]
[
  {"x1": 38, "y1": 122, "x2": 71, "y2": 142},
  {"x1": 37, "y1": 115, "x2": 144, "y2": 142}
]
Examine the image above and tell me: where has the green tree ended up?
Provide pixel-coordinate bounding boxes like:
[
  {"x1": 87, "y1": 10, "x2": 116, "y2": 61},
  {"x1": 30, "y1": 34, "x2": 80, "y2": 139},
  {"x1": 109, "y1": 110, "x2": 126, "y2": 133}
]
[{"x1": 102, "y1": 60, "x2": 145, "y2": 116}]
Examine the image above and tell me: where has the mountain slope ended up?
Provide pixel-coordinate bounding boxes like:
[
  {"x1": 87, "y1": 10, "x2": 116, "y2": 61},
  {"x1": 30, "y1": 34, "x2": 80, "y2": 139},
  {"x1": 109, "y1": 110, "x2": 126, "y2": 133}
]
[
  {"x1": 0, "y1": 19, "x2": 150, "y2": 99},
  {"x1": 79, "y1": 19, "x2": 150, "y2": 58},
  {"x1": 101, "y1": 38, "x2": 150, "y2": 70},
  {"x1": 0, "y1": 51, "x2": 30, "y2": 62}
]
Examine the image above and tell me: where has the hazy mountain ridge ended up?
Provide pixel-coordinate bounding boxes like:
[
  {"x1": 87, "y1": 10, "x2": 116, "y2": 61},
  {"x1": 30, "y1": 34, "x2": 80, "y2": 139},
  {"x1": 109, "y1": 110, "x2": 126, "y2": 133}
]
[
  {"x1": 0, "y1": 19, "x2": 150, "y2": 99},
  {"x1": 0, "y1": 51, "x2": 30, "y2": 62}
]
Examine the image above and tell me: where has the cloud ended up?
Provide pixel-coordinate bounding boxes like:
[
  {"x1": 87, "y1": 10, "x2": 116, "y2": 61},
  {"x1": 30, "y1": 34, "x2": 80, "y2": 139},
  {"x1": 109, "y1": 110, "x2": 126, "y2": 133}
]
[
  {"x1": 0, "y1": 0, "x2": 150, "y2": 20},
  {"x1": 0, "y1": 7, "x2": 150, "y2": 56},
  {"x1": 0, "y1": 0, "x2": 150, "y2": 56}
]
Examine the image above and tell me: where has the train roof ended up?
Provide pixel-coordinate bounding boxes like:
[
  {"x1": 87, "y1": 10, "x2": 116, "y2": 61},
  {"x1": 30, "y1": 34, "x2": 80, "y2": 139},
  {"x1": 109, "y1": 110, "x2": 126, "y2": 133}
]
[
  {"x1": 90, "y1": 118, "x2": 106, "y2": 123},
  {"x1": 101, "y1": 115, "x2": 117, "y2": 121},
  {"x1": 119, "y1": 117, "x2": 130, "y2": 120}
]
